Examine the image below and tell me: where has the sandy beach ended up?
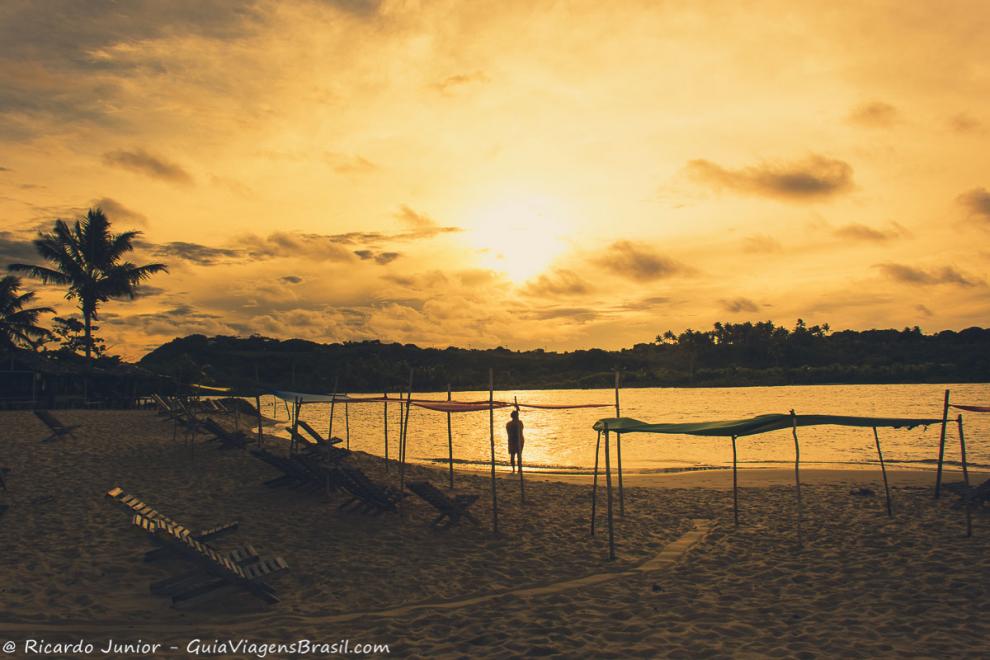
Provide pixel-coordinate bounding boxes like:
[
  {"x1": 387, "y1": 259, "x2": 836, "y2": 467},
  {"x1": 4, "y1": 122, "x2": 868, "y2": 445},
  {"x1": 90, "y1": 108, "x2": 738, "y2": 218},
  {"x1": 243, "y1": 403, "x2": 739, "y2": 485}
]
[{"x1": 0, "y1": 409, "x2": 986, "y2": 658}]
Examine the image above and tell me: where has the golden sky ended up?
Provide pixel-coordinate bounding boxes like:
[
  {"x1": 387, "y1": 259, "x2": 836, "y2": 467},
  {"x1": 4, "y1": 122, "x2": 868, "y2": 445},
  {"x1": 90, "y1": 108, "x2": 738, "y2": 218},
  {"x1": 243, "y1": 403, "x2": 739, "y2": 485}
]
[{"x1": 1, "y1": 0, "x2": 988, "y2": 359}]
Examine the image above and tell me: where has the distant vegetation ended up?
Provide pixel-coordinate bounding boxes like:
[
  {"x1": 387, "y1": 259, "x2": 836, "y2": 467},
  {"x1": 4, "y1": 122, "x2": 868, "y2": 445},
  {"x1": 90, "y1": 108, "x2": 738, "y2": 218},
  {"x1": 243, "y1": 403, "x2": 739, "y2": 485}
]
[{"x1": 138, "y1": 320, "x2": 990, "y2": 393}]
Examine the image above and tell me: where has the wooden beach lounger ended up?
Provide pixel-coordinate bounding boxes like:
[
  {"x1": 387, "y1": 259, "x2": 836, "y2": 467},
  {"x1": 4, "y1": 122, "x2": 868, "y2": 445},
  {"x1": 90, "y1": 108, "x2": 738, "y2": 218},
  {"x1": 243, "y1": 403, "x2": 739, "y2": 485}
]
[
  {"x1": 944, "y1": 478, "x2": 990, "y2": 508},
  {"x1": 406, "y1": 481, "x2": 480, "y2": 528},
  {"x1": 291, "y1": 420, "x2": 344, "y2": 449},
  {"x1": 132, "y1": 514, "x2": 288, "y2": 605},
  {"x1": 337, "y1": 466, "x2": 406, "y2": 514},
  {"x1": 200, "y1": 417, "x2": 249, "y2": 450},
  {"x1": 107, "y1": 487, "x2": 239, "y2": 561},
  {"x1": 34, "y1": 410, "x2": 80, "y2": 442},
  {"x1": 250, "y1": 448, "x2": 321, "y2": 489}
]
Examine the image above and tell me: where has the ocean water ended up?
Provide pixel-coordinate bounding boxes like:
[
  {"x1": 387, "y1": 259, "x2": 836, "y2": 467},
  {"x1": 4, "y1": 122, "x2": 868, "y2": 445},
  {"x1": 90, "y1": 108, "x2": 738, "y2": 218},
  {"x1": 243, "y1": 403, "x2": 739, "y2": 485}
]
[{"x1": 252, "y1": 383, "x2": 989, "y2": 474}]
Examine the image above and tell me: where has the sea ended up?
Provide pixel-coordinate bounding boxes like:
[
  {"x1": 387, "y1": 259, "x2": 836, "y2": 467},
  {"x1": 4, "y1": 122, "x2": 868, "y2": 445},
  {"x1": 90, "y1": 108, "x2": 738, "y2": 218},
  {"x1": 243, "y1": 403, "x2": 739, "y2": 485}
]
[{"x1": 250, "y1": 383, "x2": 989, "y2": 475}]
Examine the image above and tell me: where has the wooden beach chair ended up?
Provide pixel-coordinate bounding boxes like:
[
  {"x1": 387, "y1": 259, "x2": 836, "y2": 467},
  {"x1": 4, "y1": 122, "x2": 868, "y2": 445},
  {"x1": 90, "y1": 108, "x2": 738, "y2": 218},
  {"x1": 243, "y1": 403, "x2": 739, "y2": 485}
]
[
  {"x1": 200, "y1": 417, "x2": 249, "y2": 450},
  {"x1": 406, "y1": 481, "x2": 480, "y2": 528},
  {"x1": 152, "y1": 394, "x2": 180, "y2": 420},
  {"x1": 132, "y1": 514, "x2": 288, "y2": 605},
  {"x1": 249, "y1": 448, "x2": 320, "y2": 489},
  {"x1": 944, "y1": 478, "x2": 990, "y2": 509},
  {"x1": 106, "y1": 487, "x2": 239, "y2": 561},
  {"x1": 337, "y1": 466, "x2": 406, "y2": 514},
  {"x1": 34, "y1": 410, "x2": 80, "y2": 442}
]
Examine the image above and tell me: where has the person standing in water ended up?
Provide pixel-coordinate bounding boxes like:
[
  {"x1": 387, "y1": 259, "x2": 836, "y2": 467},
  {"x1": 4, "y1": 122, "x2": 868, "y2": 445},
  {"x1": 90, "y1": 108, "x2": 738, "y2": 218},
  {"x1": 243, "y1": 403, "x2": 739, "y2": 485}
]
[{"x1": 506, "y1": 409, "x2": 524, "y2": 473}]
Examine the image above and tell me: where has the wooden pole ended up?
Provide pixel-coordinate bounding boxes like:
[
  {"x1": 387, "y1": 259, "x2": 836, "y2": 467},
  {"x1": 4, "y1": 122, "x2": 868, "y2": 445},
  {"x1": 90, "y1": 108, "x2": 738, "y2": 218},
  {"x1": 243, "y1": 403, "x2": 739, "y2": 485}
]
[
  {"x1": 790, "y1": 410, "x2": 803, "y2": 548},
  {"x1": 957, "y1": 415, "x2": 972, "y2": 538},
  {"x1": 872, "y1": 427, "x2": 893, "y2": 517},
  {"x1": 383, "y1": 391, "x2": 389, "y2": 472},
  {"x1": 604, "y1": 425, "x2": 616, "y2": 561},
  {"x1": 489, "y1": 368, "x2": 499, "y2": 534},
  {"x1": 327, "y1": 376, "x2": 339, "y2": 447},
  {"x1": 614, "y1": 370, "x2": 624, "y2": 517},
  {"x1": 934, "y1": 389, "x2": 951, "y2": 498},
  {"x1": 447, "y1": 384, "x2": 454, "y2": 488},
  {"x1": 254, "y1": 394, "x2": 263, "y2": 448},
  {"x1": 514, "y1": 395, "x2": 525, "y2": 504},
  {"x1": 590, "y1": 430, "x2": 601, "y2": 536},
  {"x1": 344, "y1": 401, "x2": 350, "y2": 450},
  {"x1": 399, "y1": 370, "x2": 413, "y2": 491},
  {"x1": 291, "y1": 397, "x2": 301, "y2": 455},
  {"x1": 731, "y1": 434, "x2": 739, "y2": 527}
]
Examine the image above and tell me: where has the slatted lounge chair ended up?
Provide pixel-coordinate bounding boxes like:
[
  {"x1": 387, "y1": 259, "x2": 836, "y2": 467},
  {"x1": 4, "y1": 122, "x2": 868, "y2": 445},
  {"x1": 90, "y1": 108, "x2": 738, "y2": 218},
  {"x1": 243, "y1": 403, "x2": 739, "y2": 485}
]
[
  {"x1": 291, "y1": 420, "x2": 343, "y2": 449},
  {"x1": 34, "y1": 410, "x2": 80, "y2": 442},
  {"x1": 200, "y1": 418, "x2": 249, "y2": 450},
  {"x1": 107, "y1": 487, "x2": 239, "y2": 561},
  {"x1": 406, "y1": 481, "x2": 480, "y2": 528},
  {"x1": 944, "y1": 478, "x2": 990, "y2": 508},
  {"x1": 250, "y1": 448, "x2": 320, "y2": 489},
  {"x1": 337, "y1": 466, "x2": 406, "y2": 514},
  {"x1": 152, "y1": 394, "x2": 181, "y2": 420},
  {"x1": 132, "y1": 514, "x2": 288, "y2": 605}
]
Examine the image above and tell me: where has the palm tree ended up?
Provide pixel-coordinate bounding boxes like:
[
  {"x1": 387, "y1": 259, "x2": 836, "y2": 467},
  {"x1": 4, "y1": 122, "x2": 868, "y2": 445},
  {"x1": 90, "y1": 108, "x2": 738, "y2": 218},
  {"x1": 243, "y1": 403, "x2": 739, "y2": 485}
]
[
  {"x1": 9, "y1": 208, "x2": 168, "y2": 361},
  {"x1": 0, "y1": 275, "x2": 53, "y2": 353}
]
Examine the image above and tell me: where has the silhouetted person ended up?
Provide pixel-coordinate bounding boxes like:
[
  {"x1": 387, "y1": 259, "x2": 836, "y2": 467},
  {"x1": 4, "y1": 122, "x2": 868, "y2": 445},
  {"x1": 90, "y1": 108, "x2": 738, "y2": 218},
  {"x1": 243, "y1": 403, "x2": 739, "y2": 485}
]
[{"x1": 505, "y1": 409, "x2": 524, "y2": 473}]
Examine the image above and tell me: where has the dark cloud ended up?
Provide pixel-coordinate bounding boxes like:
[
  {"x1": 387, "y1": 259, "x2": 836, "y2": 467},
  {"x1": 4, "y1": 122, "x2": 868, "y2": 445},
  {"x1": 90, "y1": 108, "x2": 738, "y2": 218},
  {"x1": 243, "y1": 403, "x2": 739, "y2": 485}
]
[
  {"x1": 915, "y1": 304, "x2": 934, "y2": 317},
  {"x1": 847, "y1": 101, "x2": 898, "y2": 127},
  {"x1": 599, "y1": 241, "x2": 688, "y2": 282},
  {"x1": 91, "y1": 197, "x2": 147, "y2": 226},
  {"x1": 234, "y1": 231, "x2": 356, "y2": 262},
  {"x1": 279, "y1": 275, "x2": 303, "y2": 285},
  {"x1": 742, "y1": 234, "x2": 782, "y2": 253},
  {"x1": 833, "y1": 223, "x2": 907, "y2": 242},
  {"x1": 958, "y1": 187, "x2": 990, "y2": 223},
  {"x1": 149, "y1": 241, "x2": 241, "y2": 265},
  {"x1": 517, "y1": 307, "x2": 601, "y2": 322},
  {"x1": 432, "y1": 71, "x2": 490, "y2": 94},
  {"x1": 354, "y1": 249, "x2": 400, "y2": 265},
  {"x1": 875, "y1": 263, "x2": 983, "y2": 287},
  {"x1": 521, "y1": 270, "x2": 592, "y2": 298},
  {"x1": 103, "y1": 149, "x2": 194, "y2": 185},
  {"x1": 0, "y1": 230, "x2": 39, "y2": 265},
  {"x1": 720, "y1": 297, "x2": 760, "y2": 313},
  {"x1": 686, "y1": 155, "x2": 854, "y2": 200},
  {"x1": 0, "y1": 166, "x2": 10, "y2": 172}
]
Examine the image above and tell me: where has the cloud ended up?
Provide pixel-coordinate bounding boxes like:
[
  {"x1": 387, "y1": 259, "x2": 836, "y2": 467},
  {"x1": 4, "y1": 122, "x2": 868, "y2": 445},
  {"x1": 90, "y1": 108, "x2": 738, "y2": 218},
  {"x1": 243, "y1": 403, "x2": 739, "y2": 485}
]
[
  {"x1": 833, "y1": 222, "x2": 908, "y2": 242},
  {"x1": 742, "y1": 234, "x2": 782, "y2": 253},
  {"x1": 234, "y1": 231, "x2": 356, "y2": 262},
  {"x1": 915, "y1": 304, "x2": 934, "y2": 317},
  {"x1": 327, "y1": 153, "x2": 378, "y2": 174},
  {"x1": 91, "y1": 197, "x2": 147, "y2": 226},
  {"x1": 598, "y1": 241, "x2": 688, "y2": 282},
  {"x1": 0, "y1": 230, "x2": 39, "y2": 265},
  {"x1": 280, "y1": 275, "x2": 303, "y2": 285},
  {"x1": 521, "y1": 269, "x2": 592, "y2": 298},
  {"x1": 685, "y1": 155, "x2": 854, "y2": 200},
  {"x1": 720, "y1": 297, "x2": 760, "y2": 313},
  {"x1": 354, "y1": 249, "x2": 400, "y2": 265},
  {"x1": 102, "y1": 149, "x2": 194, "y2": 185},
  {"x1": 875, "y1": 263, "x2": 983, "y2": 287},
  {"x1": 0, "y1": 166, "x2": 10, "y2": 172},
  {"x1": 149, "y1": 241, "x2": 241, "y2": 265},
  {"x1": 432, "y1": 71, "x2": 490, "y2": 94},
  {"x1": 948, "y1": 113, "x2": 982, "y2": 134},
  {"x1": 847, "y1": 101, "x2": 898, "y2": 127},
  {"x1": 958, "y1": 187, "x2": 990, "y2": 224},
  {"x1": 517, "y1": 306, "x2": 601, "y2": 322}
]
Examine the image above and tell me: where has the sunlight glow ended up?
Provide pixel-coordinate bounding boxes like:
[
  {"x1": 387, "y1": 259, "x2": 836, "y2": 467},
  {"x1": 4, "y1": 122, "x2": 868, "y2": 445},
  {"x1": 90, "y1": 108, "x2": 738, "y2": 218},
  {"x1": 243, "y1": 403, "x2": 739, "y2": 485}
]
[{"x1": 464, "y1": 194, "x2": 571, "y2": 283}]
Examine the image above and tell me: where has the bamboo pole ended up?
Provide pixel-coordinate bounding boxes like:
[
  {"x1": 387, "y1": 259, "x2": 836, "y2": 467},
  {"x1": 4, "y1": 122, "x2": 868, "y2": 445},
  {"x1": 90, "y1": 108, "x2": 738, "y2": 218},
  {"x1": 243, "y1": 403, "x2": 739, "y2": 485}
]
[
  {"x1": 934, "y1": 389, "x2": 951, "y2": 498},
  {"x1": 790, "y1": 410, "x2": 803, "y2": 548},
  {"x1": 604, "y1": 425, "x2": 616, "y2": 560},
  {"x1": 957, "y1": 415, "x2": 972, "y2": 538},
  {"x1": 590, "y1": 430, "x2": 601, "y2": 536},
  {"x1": 614, "y1": 370, "x2": 624, "y2": 517},
  {"x1": 399, "y1": 370, "x2": 413, "y2": 491},
  {"x1": 489, "y1": 368, "x2": 499, "y2": 534},
  {"x1": 447, "y1": 384, "x2": 454, "y2": 488},
  {"x1": 291, "y1": 397, "x2": 301, "y2": 455},
  {"x1": 383, "y1": 391, "x2": 389, "y2": 472},
  {"x1": 327, "y1": 376, "x2": 339, "y2": 449},
  {"x1": 344, "y1": 401, "x2": 350, "y2": 450},
  {"x1": 872, "y1": 427, "x2": 893, "y2": 517},
  {"x1": 731, "y1": 434, "x2": 739, "y2": 527}
]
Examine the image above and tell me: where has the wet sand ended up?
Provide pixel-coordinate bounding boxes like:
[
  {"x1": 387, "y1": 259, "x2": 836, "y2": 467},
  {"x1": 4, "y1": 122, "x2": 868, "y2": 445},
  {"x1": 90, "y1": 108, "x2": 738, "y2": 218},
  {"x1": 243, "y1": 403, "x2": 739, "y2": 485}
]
[{"x1": 0, "y1": 409, "x2": 986, "y2": 658}]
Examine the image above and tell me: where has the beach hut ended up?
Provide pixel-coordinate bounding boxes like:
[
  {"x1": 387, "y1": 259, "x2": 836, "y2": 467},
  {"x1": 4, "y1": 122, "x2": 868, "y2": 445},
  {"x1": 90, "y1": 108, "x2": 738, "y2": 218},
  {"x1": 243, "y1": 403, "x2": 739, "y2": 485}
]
[{"x1": 590, "y1": 412, "x2": 943, "y2": 560}]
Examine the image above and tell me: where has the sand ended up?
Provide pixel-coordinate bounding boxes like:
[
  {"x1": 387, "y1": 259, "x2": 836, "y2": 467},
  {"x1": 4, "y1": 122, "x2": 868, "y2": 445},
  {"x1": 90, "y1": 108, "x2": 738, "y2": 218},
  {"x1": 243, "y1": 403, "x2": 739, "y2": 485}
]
[{"x1": 0, "y1": 409, "x2": 986, "y2": 658}]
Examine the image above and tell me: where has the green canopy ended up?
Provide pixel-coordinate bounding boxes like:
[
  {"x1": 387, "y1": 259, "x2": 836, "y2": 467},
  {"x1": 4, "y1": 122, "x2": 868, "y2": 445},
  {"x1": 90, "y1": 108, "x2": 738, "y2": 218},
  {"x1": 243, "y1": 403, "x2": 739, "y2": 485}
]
[{"x1": 592, "y1": 413, "x2": 942, "y2": 437}]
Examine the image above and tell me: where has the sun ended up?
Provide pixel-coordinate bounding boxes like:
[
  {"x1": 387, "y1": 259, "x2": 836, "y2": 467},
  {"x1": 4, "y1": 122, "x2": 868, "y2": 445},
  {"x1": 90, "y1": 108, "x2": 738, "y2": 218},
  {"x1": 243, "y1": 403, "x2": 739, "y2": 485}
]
[{"x1": 464, "y1": 194, "x2": 571, "y2": 283}]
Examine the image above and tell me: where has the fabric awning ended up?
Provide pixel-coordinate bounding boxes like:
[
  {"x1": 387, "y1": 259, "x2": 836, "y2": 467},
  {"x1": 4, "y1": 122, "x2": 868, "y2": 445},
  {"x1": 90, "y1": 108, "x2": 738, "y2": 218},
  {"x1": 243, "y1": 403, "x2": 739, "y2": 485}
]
[
  {"x1": 950, "y1": 404, "x2": 990, "y2": 413},
  {"x1": 592, "y1": 413, "x2": 943, "y2": 437}
]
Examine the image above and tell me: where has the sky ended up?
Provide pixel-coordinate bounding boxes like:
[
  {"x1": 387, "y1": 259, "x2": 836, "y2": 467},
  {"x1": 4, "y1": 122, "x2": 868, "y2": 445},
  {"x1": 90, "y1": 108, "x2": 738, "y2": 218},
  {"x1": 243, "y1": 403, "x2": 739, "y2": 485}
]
[{"x1": 1, "y1": 0, "x2": 988, "y2": 360}]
